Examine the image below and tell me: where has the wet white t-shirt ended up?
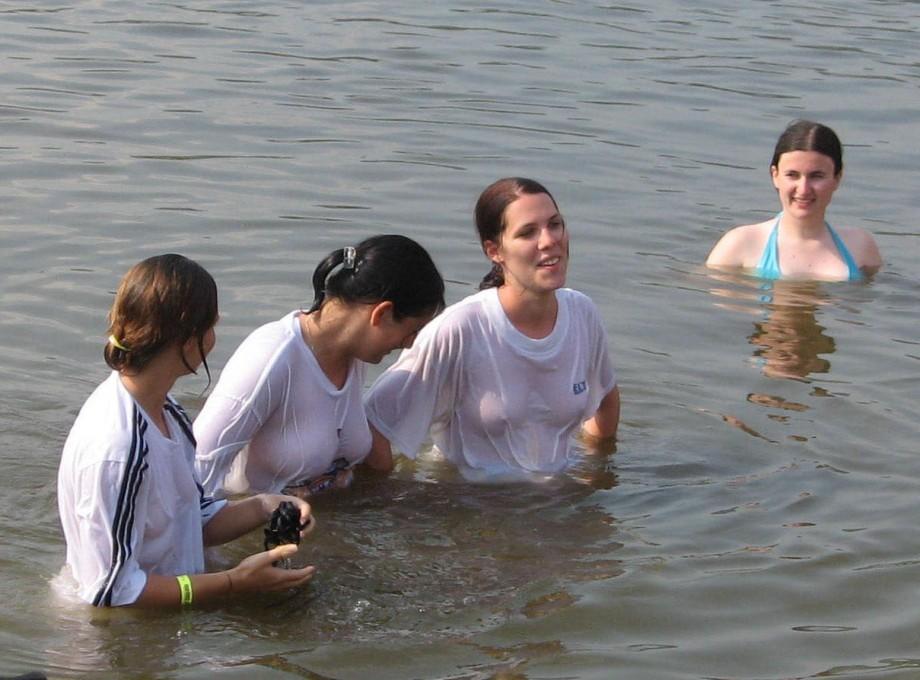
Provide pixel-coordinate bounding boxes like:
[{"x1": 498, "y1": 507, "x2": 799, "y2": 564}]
[
  {"x1": 57, "y1": 372, "x2": 226, "y2": 606},
  {"x1": 364, "y1": 288, "x2": 616, "y2": 478},
  {"x1": 194, "y1": 311, "x2": 372, "y2": 497}
]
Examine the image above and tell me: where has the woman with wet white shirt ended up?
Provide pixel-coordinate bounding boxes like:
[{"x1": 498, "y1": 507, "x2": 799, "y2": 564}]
[
  {"x1": 57, "y1": 254, "x2": 314, "y2": 608},
  {"x1": 364, "y1": 178, "x2": 621, "y2": 480},
  {"x1": 194, "y1": 235, "x2": 444, "y2": 497},
  {"x1": 706, "y1": 119, "x2": 882, "y2": 280}
]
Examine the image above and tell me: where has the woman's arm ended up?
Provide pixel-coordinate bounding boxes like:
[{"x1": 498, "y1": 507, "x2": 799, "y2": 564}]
[
  {"x1": 851, "y1": 227, "x2": 882, "y2": 273},
  {"x1": 202, "y1": 494, "x2": 313, "y2": 547},
  {"x1": 134, "y1": 494, "x2": 315, "y2": 607},
  {"x1": 193, "y1": 334, "x2": 286, "y2": 493},
  {"x1": 133, "y1": 544, "x2": 315, "y2": 608},
  {"x1": 582, "y1": 385, "x2": 620, "y2": 446},
  {"x1": 363, "y1": 318, "x2": 457, "y2": 463},
  {"x1": 361, "y1": 424, "x2": 394, "y2": 473},
  {"x1": 193, "y1": 392, "x2": 266, "y2": 494}
]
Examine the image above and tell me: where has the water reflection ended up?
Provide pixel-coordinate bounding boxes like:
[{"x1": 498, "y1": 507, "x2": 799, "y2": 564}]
[
  {"x1": 708, "y1": 274, "x2": 837, "y2": 383},
  {"x1": 42, "y1": 601, "x2": 197, "y2": 679},
  {"x1": 39, "y1": 442, "x2": 623, "y2": 676},
  {"x1": 707, "y1": 275, "x2": 841, "y2": 436},
  {"x1": 748, "y1": 280, "x2": 836, "y2": 381}
]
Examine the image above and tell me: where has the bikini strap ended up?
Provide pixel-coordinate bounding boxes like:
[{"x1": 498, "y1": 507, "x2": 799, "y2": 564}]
[{"x1": 754, "y1": 213, "x2": 782, "y2": 280}]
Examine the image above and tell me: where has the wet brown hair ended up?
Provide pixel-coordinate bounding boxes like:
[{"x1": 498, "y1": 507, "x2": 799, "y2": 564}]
[
  {"x1": 771, "y1": 120, "x2": 843, "y2": 176},
  {"x1": 105, "y1": 254, "x2": 218, "y2": 380},
  {"x1": 474, "y1": 177, "x2": 560, "y2": 290}
]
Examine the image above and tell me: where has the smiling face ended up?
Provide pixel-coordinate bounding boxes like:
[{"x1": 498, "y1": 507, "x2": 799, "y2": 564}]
[
  {"x1": 771, "y1": 150, "x2": 841, "y2": 223},
  {"x1": 484, "y1": 192, "x2": 568, "y2": 297}
]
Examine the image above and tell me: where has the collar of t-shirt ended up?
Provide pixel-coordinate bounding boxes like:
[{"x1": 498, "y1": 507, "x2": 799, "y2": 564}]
[{"x1": 481, "y1": 287, "x2": 570, "y2": 359}]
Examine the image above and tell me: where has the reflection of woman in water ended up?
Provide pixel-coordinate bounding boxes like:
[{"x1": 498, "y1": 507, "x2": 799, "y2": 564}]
[
  {"x1": 706, "y1": 120, "x2": 882, "y2": 280},
  {"x1": 749, "y1": 281, "x2": 835, "y2": 380}
]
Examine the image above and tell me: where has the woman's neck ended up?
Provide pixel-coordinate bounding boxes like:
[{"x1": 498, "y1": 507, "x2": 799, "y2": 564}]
[
  {"x1": 496, "y1": 285, "x2": 558, "y2": 339},
  {"x1": 779, "y1": 211, "x2": 827, "y2": 240},
  {"x1": 119, "y1": 356, "x2": 181, "y2": 437},
  {"x1": 300, "y1": 306, "x2": 355, "y2": 388}
]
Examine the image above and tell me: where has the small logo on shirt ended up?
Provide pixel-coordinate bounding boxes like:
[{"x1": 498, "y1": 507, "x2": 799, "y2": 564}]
[{"x1": 573, "y1": 381, "x2": 587, "y2": 395}]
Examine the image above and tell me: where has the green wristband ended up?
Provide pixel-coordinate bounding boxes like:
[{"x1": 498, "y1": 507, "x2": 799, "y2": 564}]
[{"x1": 176, "y1": 574, "x2": 193, "y2": 606}]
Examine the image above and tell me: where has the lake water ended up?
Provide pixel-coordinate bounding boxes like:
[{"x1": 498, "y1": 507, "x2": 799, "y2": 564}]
[{"x1": 1, "y1": 1, "x2": 919, "y2": 678}]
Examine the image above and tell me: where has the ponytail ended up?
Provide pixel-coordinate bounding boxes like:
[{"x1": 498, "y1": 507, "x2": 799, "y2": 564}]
[
  {"x1": 308, "y1": 248, "x2": 347, "y2": 313},
  {"x1": 307, "y1": 235, "x2": 444, "y2": 319},
  {"x1": 478, "y1": 263, "x2": 505, "y2": 290}
]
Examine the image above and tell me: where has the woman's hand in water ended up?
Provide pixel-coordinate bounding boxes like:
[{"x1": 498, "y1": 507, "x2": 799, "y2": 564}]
[{"x1": 229, "y1": 545, "x2": 316, "y2": 593}]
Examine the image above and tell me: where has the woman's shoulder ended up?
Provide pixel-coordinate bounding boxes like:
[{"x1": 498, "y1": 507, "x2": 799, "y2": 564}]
[
  {"x1": 206, "y1": 319, "x2": 309, "y2": 406},
  {"x1": 433, "y1": 289, "x2": 493, "y2": 326},
  {"x1": 706, "y1": 218, "x2": 775, "y2": 268},
  {"x1": 556, "y1": 287, "x2": 599, "y2": 318},
  {"x1": 556, "y1": 289, "x2": 609, "y2": 339},
  {"x1": 241, "y1": 311, "x2": 299, "y2": 343},
  {"x1": 224, "y1": 312, "x2": 301, "y2": 365},
  {"x1": 74, "y1": 373, "x2": 134, "y2": 427},
  {"x1": 64, "y1": 386, "x2": 142, "y2": 469},
  {"x1": 557, "y1": 287, "x2": 594, "y2": 305},
  {"x1": 835, "y1": 224, "x2": 882, "y2": 270},
  {"x1": 406, "y1": 290, "x2": 495, "y2": 355}
]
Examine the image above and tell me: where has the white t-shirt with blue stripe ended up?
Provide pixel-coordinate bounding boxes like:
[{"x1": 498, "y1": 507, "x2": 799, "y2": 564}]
[{"x1": 57, "y1": 372, "x2": 226, "y2": 607}]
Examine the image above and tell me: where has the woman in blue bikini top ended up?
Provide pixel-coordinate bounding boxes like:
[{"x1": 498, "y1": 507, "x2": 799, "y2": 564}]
[{"x1": 706, "y1": 120, "x2": 882, "y2": 281}]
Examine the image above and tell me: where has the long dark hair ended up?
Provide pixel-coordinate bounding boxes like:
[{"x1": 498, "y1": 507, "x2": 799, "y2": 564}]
[
  {"x1": 308, "y1": 234, "x2": 444, "y2": 320},
  {"x1": 474, "y1": 177, "x2": 559, "y2": 290},
  {"x1": 771, "y1": 120, "x2": 843, "y2": 176},
  {"x1": 105, "y1": 254, "x2": 219, "y2": 381}
]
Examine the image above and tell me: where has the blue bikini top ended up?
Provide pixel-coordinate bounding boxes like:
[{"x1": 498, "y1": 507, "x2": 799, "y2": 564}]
[{"x1": 755, "y1": 213, "x2": 861, "y2": 281}]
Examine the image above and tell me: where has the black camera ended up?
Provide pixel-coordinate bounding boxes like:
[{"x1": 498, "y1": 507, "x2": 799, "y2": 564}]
[{"x1": 263, "y1": 501, "x2": 308, "y2": 551}]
